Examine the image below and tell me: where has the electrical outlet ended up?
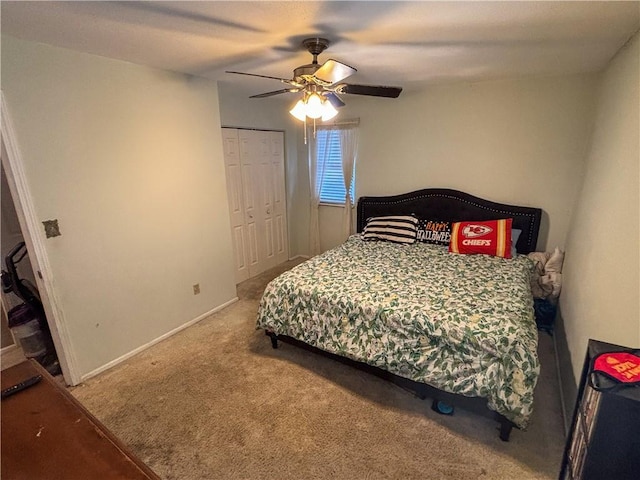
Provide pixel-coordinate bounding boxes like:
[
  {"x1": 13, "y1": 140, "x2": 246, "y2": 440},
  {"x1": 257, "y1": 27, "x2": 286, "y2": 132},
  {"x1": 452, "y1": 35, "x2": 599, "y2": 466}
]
[{"x1": 193, "y1": 284, "x2": 200, "y2": 295}]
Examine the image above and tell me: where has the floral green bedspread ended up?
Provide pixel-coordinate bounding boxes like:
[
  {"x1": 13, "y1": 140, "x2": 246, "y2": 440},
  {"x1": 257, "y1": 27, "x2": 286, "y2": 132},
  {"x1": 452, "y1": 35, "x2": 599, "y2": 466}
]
[{"x1": 256, "y1": 235, "x2": 539, "y2": 428}]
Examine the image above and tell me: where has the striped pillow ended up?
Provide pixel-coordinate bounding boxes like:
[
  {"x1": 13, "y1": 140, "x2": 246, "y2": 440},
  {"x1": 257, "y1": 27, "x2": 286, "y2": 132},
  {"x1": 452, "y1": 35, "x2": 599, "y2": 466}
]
[{"x1": 362, "y1": 215, "x2": 418, "y2": 244}]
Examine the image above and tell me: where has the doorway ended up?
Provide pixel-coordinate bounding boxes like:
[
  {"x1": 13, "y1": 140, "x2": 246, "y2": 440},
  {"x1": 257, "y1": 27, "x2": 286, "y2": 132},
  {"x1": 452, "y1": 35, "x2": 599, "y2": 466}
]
[
  {"x1": 1, "y1": 95, "x2": 76, "y2": 384},
  {"x1": 0, "y1": 161, "x2": 42, "y2": 367},
  {"x1": 0, "y1": 161, "x2": 31, "y2": 368}
]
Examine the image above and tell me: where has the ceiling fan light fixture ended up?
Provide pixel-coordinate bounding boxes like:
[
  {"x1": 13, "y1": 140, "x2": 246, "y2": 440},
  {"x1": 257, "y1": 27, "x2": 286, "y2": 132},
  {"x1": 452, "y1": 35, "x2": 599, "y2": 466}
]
[
  {"x1": 231, "y1": 36, "x2": 402, "y2": 128},
  {"x1": 290, "y1": 93, "x2": 339, "y2": 123}
]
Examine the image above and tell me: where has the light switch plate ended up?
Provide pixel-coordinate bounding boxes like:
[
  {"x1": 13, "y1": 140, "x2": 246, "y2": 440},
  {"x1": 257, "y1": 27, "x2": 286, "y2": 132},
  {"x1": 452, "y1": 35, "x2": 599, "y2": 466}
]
[{"x1": 42, "y1": 219, "x2": 61, "y2": 238}]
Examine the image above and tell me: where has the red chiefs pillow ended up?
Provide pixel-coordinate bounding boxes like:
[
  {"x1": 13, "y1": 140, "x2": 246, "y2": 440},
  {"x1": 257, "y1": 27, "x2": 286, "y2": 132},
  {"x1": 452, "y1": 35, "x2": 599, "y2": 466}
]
[{"x1": 449, "y1": 219, "x2": 513, "y2": 258}]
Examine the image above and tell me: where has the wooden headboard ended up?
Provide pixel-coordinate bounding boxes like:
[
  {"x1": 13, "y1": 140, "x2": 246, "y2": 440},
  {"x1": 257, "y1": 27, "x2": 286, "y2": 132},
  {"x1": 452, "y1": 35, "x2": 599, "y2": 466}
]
[{"x1": 357, "y1": 188, "x2": 542, "y2": 254}]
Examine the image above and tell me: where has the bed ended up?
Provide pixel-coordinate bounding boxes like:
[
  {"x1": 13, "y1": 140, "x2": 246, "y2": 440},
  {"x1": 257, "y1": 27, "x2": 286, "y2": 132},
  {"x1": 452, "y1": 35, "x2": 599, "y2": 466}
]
[{"x1": 257, "y1": 188, "x2": 542, "y2": 441}]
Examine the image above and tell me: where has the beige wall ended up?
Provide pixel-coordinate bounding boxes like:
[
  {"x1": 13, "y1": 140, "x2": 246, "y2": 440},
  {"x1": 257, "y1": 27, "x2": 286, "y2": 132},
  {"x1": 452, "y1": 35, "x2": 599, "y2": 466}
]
[
  {"x1": 560, "y1": 32, "x2": 640, "y2": 380},
  {"x1": 314, "y1": 74, "x2": 599, "y2": 253},
  {"x1": 1, "y1": 36, "x2": 236, "y2": 379}
]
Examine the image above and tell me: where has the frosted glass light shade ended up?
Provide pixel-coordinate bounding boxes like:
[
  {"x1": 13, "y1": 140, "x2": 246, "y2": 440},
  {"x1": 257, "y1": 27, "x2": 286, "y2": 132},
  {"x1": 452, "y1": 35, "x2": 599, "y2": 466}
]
[
  {"x1": 289, "y1": 99, "x2": 307, "y2": 121},
  {"x1": 305, "y1": 93, "x2": 323, "y2": 119},
  {"x1": 321, "y1": 101, "x2": 338, "y2": 121}
]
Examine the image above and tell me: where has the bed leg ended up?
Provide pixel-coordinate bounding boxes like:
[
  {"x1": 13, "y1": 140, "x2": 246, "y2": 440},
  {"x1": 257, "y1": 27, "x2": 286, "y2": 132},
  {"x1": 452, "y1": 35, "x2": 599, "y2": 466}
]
[
  {"x1": 266, "y1": 331, "x2": 278, "y2": 349},
  {"x1": 499, "y1": 421, "x2": 512, "y2": 442}
]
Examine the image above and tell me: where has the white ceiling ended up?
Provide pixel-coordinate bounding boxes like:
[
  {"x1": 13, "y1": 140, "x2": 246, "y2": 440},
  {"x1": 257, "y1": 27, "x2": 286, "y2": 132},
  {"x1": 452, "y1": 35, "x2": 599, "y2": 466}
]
[{"x1": 2, "y1": 1, "x2": 639, "y2": 98}]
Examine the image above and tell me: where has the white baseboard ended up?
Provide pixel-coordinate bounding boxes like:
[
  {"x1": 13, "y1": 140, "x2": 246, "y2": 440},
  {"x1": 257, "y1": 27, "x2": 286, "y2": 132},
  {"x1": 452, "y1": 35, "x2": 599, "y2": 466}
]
[
  {"x1": 553, "y1": 330, "x2": 570, "y2": 436},
  {"x1": 288, "y1": 254, "x2": 310, "y2": 261},
  {"x1": 1, "y1": 343, "x2": 26, "y2": 370},
  {"x1": 1, "y1": 344, "x2": 18, "y2": 355},
  {"x1": 79, "y1": 297, "x2": 239, "y2": 383}
]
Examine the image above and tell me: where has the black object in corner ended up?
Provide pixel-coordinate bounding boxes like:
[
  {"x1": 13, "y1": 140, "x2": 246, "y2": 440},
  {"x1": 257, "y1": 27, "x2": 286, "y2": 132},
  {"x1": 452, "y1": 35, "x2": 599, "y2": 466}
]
[
  {"x1": 534, "y1": 299, "x2": 557, "y2": 334},
  {"x1": 559, "y1": 339, "x2": 640, "y2": 480}
]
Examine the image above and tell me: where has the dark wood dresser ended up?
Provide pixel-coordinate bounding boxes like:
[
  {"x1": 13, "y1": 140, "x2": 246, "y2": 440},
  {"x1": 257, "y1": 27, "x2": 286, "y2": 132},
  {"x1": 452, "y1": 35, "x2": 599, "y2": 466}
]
[{"x1": 1, "y1": 360, "x2": 160, "y2": 480}]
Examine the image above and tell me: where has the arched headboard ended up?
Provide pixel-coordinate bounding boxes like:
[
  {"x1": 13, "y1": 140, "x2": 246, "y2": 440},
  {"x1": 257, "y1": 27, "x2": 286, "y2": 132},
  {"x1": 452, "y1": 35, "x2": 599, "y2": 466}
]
[{"x1": 357, "y1": 188, "x2": 542, "y2": 254}]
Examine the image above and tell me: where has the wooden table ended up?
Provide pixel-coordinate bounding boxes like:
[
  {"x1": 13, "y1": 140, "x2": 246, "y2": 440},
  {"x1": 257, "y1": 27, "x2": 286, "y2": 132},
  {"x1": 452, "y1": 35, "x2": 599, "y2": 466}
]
[{"x1": 1, "y1": 360, "x2": 160, "y2": 480}]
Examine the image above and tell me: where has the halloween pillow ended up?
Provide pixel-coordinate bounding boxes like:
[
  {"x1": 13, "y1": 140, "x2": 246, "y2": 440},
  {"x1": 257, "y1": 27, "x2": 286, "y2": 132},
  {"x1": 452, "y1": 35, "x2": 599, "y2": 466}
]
[{"x1": 416, "y1": 220, "x2": 451, "y2": 246}]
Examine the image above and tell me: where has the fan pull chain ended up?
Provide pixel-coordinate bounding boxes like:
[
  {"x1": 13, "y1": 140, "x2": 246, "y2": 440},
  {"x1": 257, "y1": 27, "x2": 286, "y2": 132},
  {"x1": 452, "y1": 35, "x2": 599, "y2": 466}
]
[
  {"x1": 303, "y1": 117, "x2": 308, "y2": 144},
  {"x1": 301, "y1": 117, "x2": 318, "y2": 144}
]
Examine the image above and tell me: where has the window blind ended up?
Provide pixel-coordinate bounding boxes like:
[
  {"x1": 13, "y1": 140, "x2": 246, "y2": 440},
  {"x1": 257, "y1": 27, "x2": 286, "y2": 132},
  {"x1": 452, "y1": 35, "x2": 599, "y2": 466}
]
[{"x1": 316, "y1": 129, "x2": 355, "y2": 205}]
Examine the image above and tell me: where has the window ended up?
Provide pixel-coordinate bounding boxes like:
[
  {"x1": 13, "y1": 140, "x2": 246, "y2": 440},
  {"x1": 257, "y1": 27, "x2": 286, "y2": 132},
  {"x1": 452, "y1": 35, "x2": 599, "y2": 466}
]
[{"x1": 315, "y1": 128, "x2": 355, "y2": 205}]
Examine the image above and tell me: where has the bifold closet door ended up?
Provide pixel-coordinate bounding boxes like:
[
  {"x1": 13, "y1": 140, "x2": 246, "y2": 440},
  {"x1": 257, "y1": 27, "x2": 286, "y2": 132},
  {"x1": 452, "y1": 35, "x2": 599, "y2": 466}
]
[
  {"x1": 239, "y1": 129, "x2": 266, "y2": 277},
  {"x1": 221, "y1": 129, "x2": 249, "y2": 283},
  {"x1": 267, "y1": 131, "x2": 289, "y2": 267},
  {"x1": 222, "y1": 128, "x2": 288, "y2": 283}
]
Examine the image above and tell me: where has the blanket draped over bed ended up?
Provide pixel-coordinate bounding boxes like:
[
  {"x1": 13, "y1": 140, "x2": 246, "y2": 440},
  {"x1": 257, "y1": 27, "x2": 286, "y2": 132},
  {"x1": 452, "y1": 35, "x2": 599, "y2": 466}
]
[{"x1": 257, "y1": 236, "x2": 539, "y2": 429}]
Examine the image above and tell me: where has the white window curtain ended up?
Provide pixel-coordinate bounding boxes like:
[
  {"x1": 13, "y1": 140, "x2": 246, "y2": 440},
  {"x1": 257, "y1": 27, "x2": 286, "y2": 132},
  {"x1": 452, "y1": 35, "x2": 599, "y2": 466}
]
[
  {"x1": 340, "y1": 127, "x2": 359, "y2": 240},
  {"x1": 308, "y1": 131, "x2": 331, "y2": 256}
]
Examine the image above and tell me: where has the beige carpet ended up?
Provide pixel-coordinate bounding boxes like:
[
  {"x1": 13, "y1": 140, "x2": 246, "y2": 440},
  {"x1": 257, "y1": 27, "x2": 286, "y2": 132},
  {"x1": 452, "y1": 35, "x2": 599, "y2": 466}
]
[{"x1": 71, "y1": 260, "x2": 566, "y2": 480}]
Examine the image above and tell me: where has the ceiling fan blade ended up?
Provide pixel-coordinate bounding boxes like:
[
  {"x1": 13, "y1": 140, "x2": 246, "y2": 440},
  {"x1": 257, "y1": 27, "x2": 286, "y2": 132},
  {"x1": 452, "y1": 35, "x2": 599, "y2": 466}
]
[
  {"x1": 226, "y1": 71, "x2": 299, "y2": 86},
  {"x1": 117, "y1": 2, "x2": 266, "y2": 34},
  {"x1": 250, "y1": 89, "x2": 298, "y2": 98},
  {"x1": 324, "y1": 92, "x2": 346, "y2": 108},
  {"x1": 338, "y1": 84, "x2": 403, "y2": 98},
  {"x1": 313, "y1": 59, "x2": 356, "y2": 84}
]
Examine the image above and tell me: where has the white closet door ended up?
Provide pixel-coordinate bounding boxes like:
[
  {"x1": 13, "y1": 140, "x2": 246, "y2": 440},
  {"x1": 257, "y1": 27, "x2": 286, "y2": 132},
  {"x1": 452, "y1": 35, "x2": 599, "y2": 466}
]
[
  {"x1": 269, "y1": 131, "x2": 289, "y2": 266},
  {"x1": 255, "y1": 130, "x2": 277, "y2": 272},
  {"x1": 238, "y1": 129, "x2": 262, "y2": 277},
  {"x1": 221, "y1": 129, "x2": 249, "y2": 283},
  {"x1": 222, "y1": 128, "x2": 288, "y2": 282}
]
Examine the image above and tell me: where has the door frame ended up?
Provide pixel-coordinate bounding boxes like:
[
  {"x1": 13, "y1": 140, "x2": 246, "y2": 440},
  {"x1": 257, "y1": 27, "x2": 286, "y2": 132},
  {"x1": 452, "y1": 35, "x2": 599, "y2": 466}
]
[{"x1": 1, "y1": 92, "x2": 80, "y2": 385}]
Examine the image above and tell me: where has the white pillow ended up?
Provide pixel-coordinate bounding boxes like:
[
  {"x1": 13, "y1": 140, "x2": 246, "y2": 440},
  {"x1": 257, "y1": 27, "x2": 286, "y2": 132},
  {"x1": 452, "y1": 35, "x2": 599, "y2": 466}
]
[
  {"x1": 511, "y1": 228, "x2": 522, "y2": 258},
  {"x1": 545, "y1": 247, "x2": 565, "y2": 274}
]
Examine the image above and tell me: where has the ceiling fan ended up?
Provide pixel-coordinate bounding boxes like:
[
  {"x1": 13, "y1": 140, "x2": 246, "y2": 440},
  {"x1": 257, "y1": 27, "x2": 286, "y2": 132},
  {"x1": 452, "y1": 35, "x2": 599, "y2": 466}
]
[{"x1": 226, "y1": 38, "x2": 402, "y2": 122}]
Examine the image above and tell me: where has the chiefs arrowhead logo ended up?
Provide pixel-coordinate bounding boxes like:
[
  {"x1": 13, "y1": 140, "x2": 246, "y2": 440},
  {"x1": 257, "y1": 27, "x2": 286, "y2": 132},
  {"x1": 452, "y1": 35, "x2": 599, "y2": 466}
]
[
  {"x1": 462, "y1": 224, "x2": 493, "y2": 238},
  {"x1": 450, "y1": 219, "x2": 512, "y2": 258}
]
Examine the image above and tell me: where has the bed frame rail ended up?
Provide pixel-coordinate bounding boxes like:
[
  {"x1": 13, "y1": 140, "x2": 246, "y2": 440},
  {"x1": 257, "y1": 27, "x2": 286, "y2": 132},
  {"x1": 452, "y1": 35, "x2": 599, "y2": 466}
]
[{"x1": 267, "y1": 331, "x2": 516, "y2": 441}]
